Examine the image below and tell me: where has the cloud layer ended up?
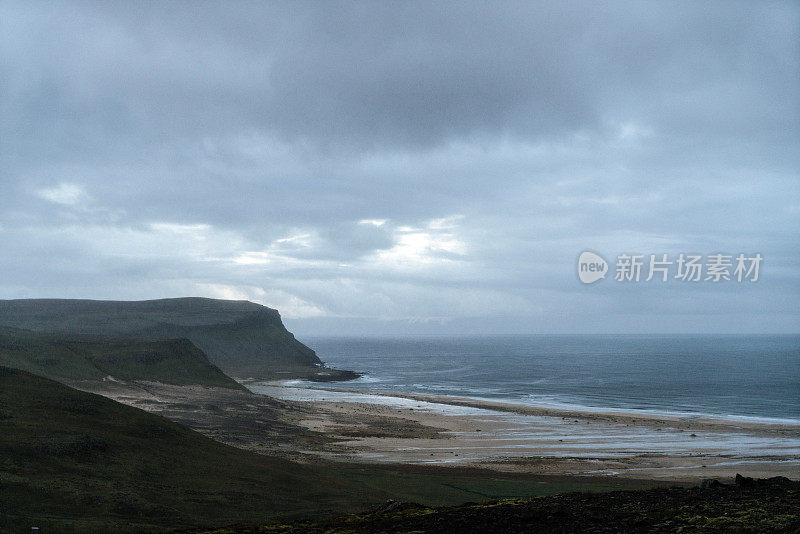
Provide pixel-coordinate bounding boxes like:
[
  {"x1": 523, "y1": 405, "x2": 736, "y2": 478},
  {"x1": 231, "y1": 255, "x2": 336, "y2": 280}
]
[{"x1": 1, "y1": 1, "x2": 798, "y2": 333}]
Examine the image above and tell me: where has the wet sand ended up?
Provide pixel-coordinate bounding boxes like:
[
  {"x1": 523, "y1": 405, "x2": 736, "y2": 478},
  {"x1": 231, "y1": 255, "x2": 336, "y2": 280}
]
[
  {"x1": 249, "y1": 382, "x2": 800, "y2": 481},
  {"x1": 76, "y1": 378, "x2": 800, "y2": 483}
]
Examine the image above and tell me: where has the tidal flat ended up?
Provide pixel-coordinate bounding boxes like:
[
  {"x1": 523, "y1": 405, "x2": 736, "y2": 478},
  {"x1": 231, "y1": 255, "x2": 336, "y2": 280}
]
[{"x1": 80, "y1": 378, "x2": 800, "y2": 483}]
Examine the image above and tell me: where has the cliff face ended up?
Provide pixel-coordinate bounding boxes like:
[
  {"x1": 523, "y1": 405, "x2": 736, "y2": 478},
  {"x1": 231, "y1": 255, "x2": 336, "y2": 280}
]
[{"x1": 0, "y1": 298, "x2": 323, "y2": 379}]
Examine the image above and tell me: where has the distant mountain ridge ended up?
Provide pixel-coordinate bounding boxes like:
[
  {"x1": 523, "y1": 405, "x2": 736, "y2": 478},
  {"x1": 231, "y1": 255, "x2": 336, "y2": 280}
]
[{"x1": 0, "y1": 298, "x2": 354, "y2": 380}]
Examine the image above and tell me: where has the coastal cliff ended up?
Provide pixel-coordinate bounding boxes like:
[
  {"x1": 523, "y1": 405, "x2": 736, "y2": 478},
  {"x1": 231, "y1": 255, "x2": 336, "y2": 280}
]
[{"x1": 0, "y1": 297, "x2": 356, "y2": 381}]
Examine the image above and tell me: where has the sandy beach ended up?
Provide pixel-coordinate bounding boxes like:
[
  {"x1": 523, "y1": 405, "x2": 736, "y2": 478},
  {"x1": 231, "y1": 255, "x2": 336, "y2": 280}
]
[
  {"x1": 249, "y1": 382, "x2": 800, "y2": 481},
  {"x1": 77, "y1": 377, "x2": 799, "y2": 483}
]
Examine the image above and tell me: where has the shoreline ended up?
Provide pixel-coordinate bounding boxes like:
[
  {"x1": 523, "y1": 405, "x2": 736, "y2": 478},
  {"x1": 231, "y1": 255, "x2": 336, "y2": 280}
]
[
  {"x1": 249, "y1": 380, "x2": 800, "y2": 436},
  {"x1": 248, "y1": 381, "x2": 800, "y2": 482},
  {"x1": 76, "y1": 377, "x2": 799, "y2": 483}
]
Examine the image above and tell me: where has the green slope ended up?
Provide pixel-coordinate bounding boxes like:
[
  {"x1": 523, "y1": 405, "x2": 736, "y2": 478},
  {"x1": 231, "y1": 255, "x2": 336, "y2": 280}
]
[
  {"x1": 0, "y1": 367, "x2": 377, "y2": 533},
  {"x1": 0, "y1": 298, "x2": 338, "y2": 380},
  {"x1": 0, "y1": 327, "x2": 244, "y2": 390},
  {"x1": 0, "y1": 367, "x2": 673, "y2": 533}
]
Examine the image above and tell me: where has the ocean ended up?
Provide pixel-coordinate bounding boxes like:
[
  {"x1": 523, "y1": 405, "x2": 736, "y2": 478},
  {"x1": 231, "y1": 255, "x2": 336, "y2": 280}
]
[{"x1": 297, "y1": 335, "x2": 800, "y2": 424}]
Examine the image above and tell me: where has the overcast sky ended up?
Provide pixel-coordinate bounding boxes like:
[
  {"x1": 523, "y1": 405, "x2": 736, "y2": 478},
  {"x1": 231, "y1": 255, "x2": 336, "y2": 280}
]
[{"x1": 1, "y1": 1, "x2": 798, "y2": 335}]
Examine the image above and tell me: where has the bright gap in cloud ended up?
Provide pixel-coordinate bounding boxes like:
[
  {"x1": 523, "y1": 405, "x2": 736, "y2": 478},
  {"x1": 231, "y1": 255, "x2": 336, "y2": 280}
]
[
  {"x1": 36, "y1": 183, "x2": 89, "y2": 205},
  {"x1": 193, "y1": 283, "x2": 326, "y2": 318}
]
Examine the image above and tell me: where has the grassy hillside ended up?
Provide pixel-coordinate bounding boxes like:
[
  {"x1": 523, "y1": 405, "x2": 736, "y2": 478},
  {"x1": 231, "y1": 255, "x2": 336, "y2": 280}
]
[
  {"x1": 0, "y1": 366, "x2": 378, "y2": 533},
  {"x1": 0, "y1": 298, "x2": 345, "y2": 380},
  {"x1": 0, "y1": 367, "x2": 672, "y2": 533},
  {"x1": 0, "y1": 327, "x2": 244, "y2": 390}
]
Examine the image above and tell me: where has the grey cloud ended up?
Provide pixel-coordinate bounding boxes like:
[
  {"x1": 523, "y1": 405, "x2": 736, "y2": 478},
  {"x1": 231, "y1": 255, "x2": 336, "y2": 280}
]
[
  {"x1": 0, "y1": 1, "x2": 798, "y2": 333},
  {"x1": 7, "y1": 1, "x2": 795, "y2": 154}
]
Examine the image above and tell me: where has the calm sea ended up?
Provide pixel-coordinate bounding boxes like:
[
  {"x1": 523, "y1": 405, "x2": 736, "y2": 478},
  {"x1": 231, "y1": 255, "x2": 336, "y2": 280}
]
[{"x1": 298, "y1": 335, "x2": 800, "y2": 423}]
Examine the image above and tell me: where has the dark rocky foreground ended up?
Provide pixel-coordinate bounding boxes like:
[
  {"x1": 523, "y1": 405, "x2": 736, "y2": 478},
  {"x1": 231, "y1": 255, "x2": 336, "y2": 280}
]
[{"x1": 194, "y1": 475, "x2": 800, "y2": 533}]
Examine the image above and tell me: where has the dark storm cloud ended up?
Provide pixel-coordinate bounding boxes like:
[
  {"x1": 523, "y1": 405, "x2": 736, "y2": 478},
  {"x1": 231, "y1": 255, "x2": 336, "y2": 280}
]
[
  {"x1": 0, "y1": 1, "x2": 798, "y2": 332},
  {"x1": 6, "y1": 1, "x2": 796, "y2": 151}
]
